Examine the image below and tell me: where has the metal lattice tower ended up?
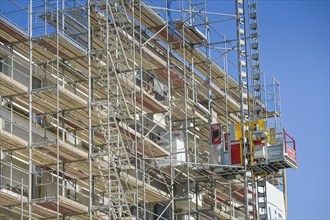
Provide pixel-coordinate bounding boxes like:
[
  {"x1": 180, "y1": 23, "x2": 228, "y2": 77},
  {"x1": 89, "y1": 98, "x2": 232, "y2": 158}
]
[
  {"x1": 249, "y1": 0, "x2": 263, "y2": 121},
  {"x1": 248, "y1": 1, "x2": 268, "y2": 219},
  {"x1": 235, "y1": 0, "x2": 255, "y2": 219}
]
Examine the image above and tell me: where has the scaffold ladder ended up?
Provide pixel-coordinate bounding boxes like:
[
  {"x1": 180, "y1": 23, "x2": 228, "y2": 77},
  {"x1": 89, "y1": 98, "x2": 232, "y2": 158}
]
[
  {"x1": 89, "y1": 0, "x2": 136, "y2": 219},
  {"x1": 92, "y1": 0, "x2": 133, "y2": 118},
  {"x1": 92, "y1": 100, "x2": 133, "y2": 219}
]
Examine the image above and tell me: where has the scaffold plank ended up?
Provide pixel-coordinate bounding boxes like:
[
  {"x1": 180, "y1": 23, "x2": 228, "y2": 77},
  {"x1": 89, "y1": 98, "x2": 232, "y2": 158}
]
[
  {"x1": 0, "y1": 72, "x2": 28, "y2": 96},
  {"x1": 0, "y1": 188, "x2": 28, "y2": 206},
  {"x1": 37, "y1": 195, "x2": 88, "y2": 215},
  {"x1": 0, "y1": 129, "x2": 27, "y2": 150}
]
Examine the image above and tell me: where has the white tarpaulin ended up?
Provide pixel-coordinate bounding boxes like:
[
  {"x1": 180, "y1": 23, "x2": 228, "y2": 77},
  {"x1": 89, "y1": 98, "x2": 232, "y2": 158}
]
[
  {"x1": 157, "y1": 131, "x2": 186, "y2": 167},
  {"x1": 266, "y1": 181, "x2": 286, "y2": 220}
]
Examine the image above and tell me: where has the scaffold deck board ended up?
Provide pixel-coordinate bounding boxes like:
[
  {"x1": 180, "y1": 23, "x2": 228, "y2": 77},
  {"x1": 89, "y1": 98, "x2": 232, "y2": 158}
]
[
  {"x1": 38, "y1": 37, "x2": 85, "y2": 61},
  {"x1": 15, "y1": 95, "x2": 55, "y2": 114},
  {"x1": 0, "y1": 130, "x2": 93, "y2": 178},
  {"x1": 0, "y1": 188, "x2": 61, "y2": 218},
  {"x1": 32, "y1": 86, "x2": 87, "y2": 111},
  {"x1": 31, "y1": 204, "x2": 58, "y2": 219},
  {"x1": 118, "y1": 121, "x2": 170, "y2": 158},
  {"x1": 125, "y1": 173, "x2": 170, "y2": 203},
  {"x1": 0, "y1": 72, "x2": 28, "y2": 96},
  {"x1": 36, "y1": 140, "x2": 88, "y2": 162},
  {"x1": 12, "y1": 86, "x2": 88, "y2": 115},
  {"x1": 0, "y1": 129, "x2": 27, "y2": 150},
  {"x1": 0, "y1": 188, "x2": 28, "y2": 206},
  {"x1": 13, "y1": 149, "x2": 57, "y2": 166},
  {"x1": 0, "y1": 131, "x2": 55, "y2": 166},
  {"x1": 175, "y1": 21, "x2": 206, "y2": 45},
  {"x1": 0, "y1": 19, "x2": 27, "y2": 42},
  {"x1": 37, "y1": 195, "x2": 88, "y2": 216}
]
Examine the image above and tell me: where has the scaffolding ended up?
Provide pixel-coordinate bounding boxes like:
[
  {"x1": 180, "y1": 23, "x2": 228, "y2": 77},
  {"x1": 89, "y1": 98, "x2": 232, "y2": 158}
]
[{"x1": 0, "y1": 0, "x2": 298, "y2": 219}]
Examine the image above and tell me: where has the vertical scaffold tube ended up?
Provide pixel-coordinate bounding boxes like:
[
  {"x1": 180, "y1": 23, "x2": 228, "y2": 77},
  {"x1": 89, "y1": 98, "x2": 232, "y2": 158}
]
[
  {"x1": 87, "y1": 0, "x2": 93, "y2": 219},
  {"x1": 28, "y1": 0, "x2": 33, "y2": 219}
]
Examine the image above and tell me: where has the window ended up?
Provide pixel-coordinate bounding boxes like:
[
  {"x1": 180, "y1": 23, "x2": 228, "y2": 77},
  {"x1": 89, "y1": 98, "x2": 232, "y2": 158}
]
[{"x1": 32, "y1": 76, "x2": 41, "y2": 89}]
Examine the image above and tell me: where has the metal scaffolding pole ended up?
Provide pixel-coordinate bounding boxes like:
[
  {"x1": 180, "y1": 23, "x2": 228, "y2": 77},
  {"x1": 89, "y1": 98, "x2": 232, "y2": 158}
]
[
  {"x1": 165, "y1": 0, "x2": 175, "y2": 218},
  {"x1": 28, "y1": 0, "x2": 33, "y2": 219},
  {"x1": 56, "y1": 0, "x2": 61, "y2": 218},
  {"x1": 87, "y1": 0, "x2": 93, "y2": 219}
]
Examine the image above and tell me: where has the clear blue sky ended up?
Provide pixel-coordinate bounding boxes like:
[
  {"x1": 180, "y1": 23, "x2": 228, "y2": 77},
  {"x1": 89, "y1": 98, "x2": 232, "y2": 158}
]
[{"x1": 257, "y1": 1, "x2": 330, "y2": 219}]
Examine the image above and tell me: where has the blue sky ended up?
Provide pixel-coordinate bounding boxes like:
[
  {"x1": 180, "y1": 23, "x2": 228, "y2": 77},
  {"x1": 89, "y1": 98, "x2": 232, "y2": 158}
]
[{"x1": 257, "y1": 1, "x2": 329, "y2": 219}]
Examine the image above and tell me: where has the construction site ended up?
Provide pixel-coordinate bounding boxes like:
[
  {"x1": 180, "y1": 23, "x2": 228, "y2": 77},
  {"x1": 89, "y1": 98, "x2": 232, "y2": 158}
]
[{"x1": 0, "y1": 0, "x2": 298, "y2": 219}]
